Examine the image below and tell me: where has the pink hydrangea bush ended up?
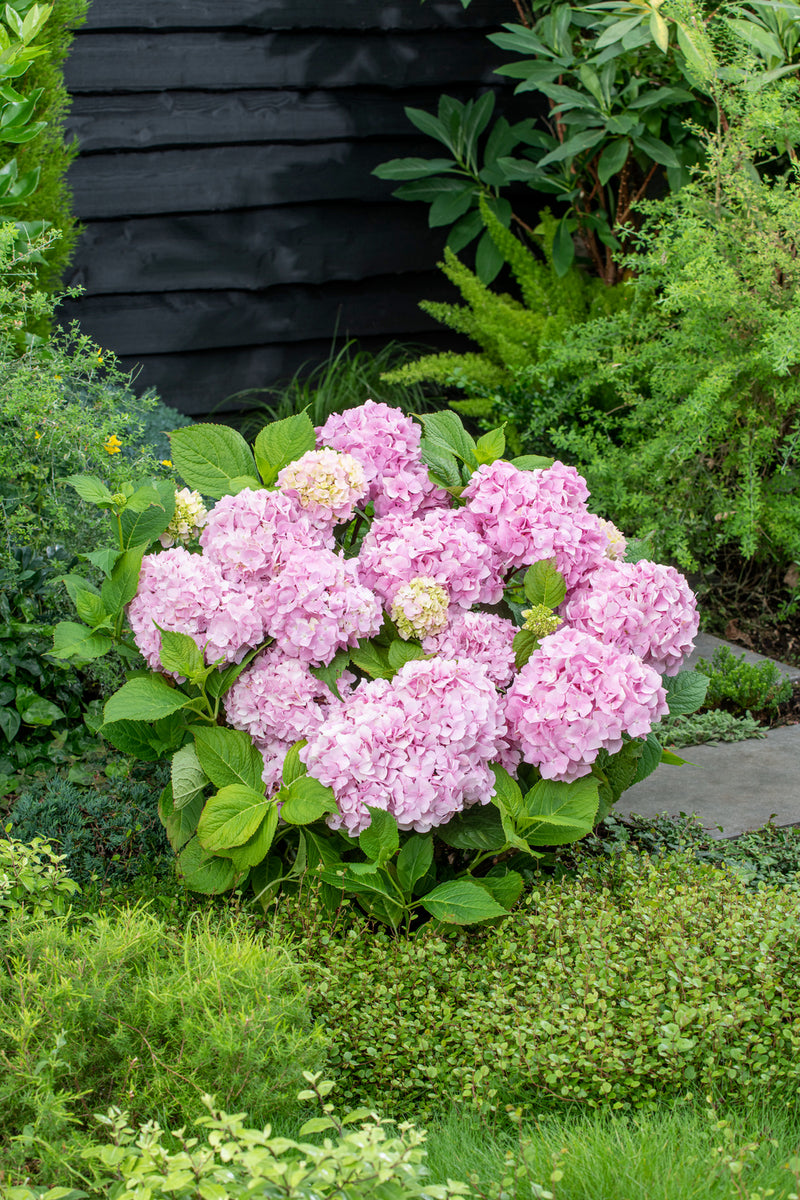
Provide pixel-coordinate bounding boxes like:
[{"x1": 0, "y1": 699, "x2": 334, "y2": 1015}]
[{"x1": 122, "y1": 401, "x2": 700, "y2": 857}]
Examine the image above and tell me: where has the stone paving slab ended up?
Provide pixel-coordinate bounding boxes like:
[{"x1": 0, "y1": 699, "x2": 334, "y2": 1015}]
[{"x1": 615, "y1": 635, "x2": 800, "y2": 839}]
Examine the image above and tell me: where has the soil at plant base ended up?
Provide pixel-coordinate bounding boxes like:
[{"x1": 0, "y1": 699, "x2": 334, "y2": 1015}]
[{"x1": 694, "y1": 554, "x2": 800, "y2": 727}]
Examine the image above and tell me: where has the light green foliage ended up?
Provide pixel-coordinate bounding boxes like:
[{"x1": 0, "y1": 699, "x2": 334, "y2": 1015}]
[
  {"x1": 655, "y1": 708, "x2": 766, "y2": 748},
  {"x1": 5, "y1": 0, "x2": 89, "y2": 286},
  {"x1": 695, "y1": 645, "x2": 794, "y2": 715},
  {"x1": 545, "y1": 83, "x2": 800, "y2": 572},
  {"x1": 2, "y1": 1077, "x2": 471, "y2": 1198},
  {"x1": 0, "y1": 833, "x2": 79, "y2": 917},
  {"x1": 299, "y1": 851, "x2": 800, "y2": 1116},
  {"x1": 383, "y1": 203, "x2": 627, "y2": 450},
  {"x1": 0, "y1": 906, "x2": 325, "y2": 1182},
  {"x1": 0, "y1": 0, "x2": 53, "y2": 216},
  {"x1": 0, "y1": 226, "x2": 172, "y2": 570}
]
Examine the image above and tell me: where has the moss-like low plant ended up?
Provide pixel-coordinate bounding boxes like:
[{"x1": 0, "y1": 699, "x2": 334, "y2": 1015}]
[
  {"x1": 289, "y1": 851, "x2": 800, "y2": 1118},
  {"x1": 695, "y1": 645, "x2": 794, "y2": 718},
  {"x1": 0, "y1": 904, "x2": 326, "y2": 1183}
]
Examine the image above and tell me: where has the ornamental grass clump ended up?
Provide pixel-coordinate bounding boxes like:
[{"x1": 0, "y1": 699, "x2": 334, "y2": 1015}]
[{"x1": 53, "y1": 404, "x2": 705, "y2": 930}]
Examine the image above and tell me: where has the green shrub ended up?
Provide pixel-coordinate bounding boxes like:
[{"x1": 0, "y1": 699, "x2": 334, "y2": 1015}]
[
  {"x1": 0, "y1": 834, "x2": 79, "y2": 919},
  {"x1": 0, "y1": 905, "x2": 326, "y2": 1183},
  {"x1": 695, "y1": 646, "x2": 794, "y2": 717},
  {"x1": 294, "y1": 852, "x2": 800, "y2": 1118},
  {"x1": 5, "y1": 765, "x2": 172, "y2": 885},
  {"x1": 9, "y1": 0, "x2": 89, "y2": 287},
  {"x1": 2, "y1": 1076, "x2": 472, "y2": 1198}
]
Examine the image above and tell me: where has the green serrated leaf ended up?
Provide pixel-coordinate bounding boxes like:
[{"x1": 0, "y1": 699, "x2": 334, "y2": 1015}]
[
  {"x1": 438, "y1": 803, "x2": 506, "y2": 851},
  {"x1": 50, "y1": 621, "x2": 112, "y2": 664},
  {"x1": 523, "y1": 559, "x2": 567, "y2": 609},
  {"x1": 474, "y1": 425, "x2": 506, "y2": 465},
  {"x1": 279, "y1": 775, "x2": 337, "y2": 825},
  {"x1": 396, "y1": 834, "x2": 433, "y2": 895},
  {"x1": 65, "y1": 473, "x2": 114, "y2": 506},
  {"x1": 103, "y1": 676, "x2": 191, "y2": 724},
  {"x1": 119, "y1": 480, "x2": 175, "y2": 549},
  {"x1": 513, "y1": 628, "x2": 539, "y2": 670},
  {"x1": 171, "y1": 743, "x2": 207, "y2": 810},
  {"x1": 169, "y1": 424, "x2": 259, "y2": 499},
  {"x1": 282, "y1": 739, "x2": 308, "y2": 786},
  {"x1": 387, "y1": 639, "x2": 426, "y2": 668},
  {"x1": 100, "y1": 546, "x2": 144, "y2": 616},
  {"x1": 359, "y1": 806, "x2": 400, "y2": 865},
  {"x1": 664, "y1": 669, "x2": 710, "y2": 717},
  {"x1": 510, "y1": 455, "x2": 555, "y2": 471},
  {"x1": 254, "y1": 412, "x2": 316, "y2": 486},
  {"x1": 159, "y1": 783, "x2": 204, "y2": 853},
  {"x1": 197, "y1": 784, "x2": 269, "y2": 853},
  {"x1": 194, "y1": 726, "x2": 264, "y2": 791},
  {"x1": 225, "y1": 805, "x2": 279, "y2": 871},
  {"x1": 350, "y1": 640, "x2": 393, "y2": 680},
  {"x1": 157, "y1": 626, "x2": 206, "y2": 681},
  {"x1": 519, "y1": 776, "x2": 599, "y2": 846},
  {"x1": 421, "y1": 879, "x2": 508, "y2": 925},
  {"x1": 178, "y1": 837, "x2": 237, "y2": 895}
]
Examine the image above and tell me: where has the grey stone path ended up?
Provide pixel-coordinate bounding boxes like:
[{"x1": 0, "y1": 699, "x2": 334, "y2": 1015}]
[{"x1": 615, "y1": 633, "x2": 800, "y2": 839}]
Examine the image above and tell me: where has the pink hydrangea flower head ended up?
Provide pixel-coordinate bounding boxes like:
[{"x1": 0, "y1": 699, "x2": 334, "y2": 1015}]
[
  {"x1": 199, "y1": 487, "x2": 329, "y2": 585},
  {"x1": 422, "y1": 609, "x2": 517, "y2": 689},
  {"x1": 316, "y1": 399, "x2": 449, "y2": 518},
  {"x1": 562, "y1": 559, "x2": 699, "y2": 675},
  {"x1": 260, "y1": 546, "x2": 382, "y2": 665},
  {"x1": 256, "y1": 734, "x2": 292, "y2": 794},
  {"x1": 391, "y1": 577, "x2": 449, "y2": 640},
  {"x1": 225, "y1": 643, "x2": 352, "y2": 744},
  {"x1": 277, "y1": 447, "x2": 368, "y2": 528},
  {"x1": 301, "y1": 656, "x2": 507, "y2": 835},
  {"x1": 203, "y1": 582, "x2": 271, "y2": 666},
  {"x1": 358, "y1": 508, "x2": 502, "y2": 610},
  {"x1": 462, "y1": 459, "x2": 608, "y2": 587},
  {"x1": 505, "y1": 626, "x2": 668, "y2": 782},
  {"x1": 127, "y1": 547, "x2": 229, "y2": 672}
]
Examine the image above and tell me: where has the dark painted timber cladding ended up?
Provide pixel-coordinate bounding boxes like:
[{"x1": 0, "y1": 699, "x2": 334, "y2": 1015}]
[
  {"x1": 81, "y1": 0, "x2": 505, "y2": 31},
  {"x1": 62, "y1": 0, "x2": 511, "y2": 417}
]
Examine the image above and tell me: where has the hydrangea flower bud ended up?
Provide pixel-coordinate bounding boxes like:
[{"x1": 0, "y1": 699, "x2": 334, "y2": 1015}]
[
  {"x1": 599, "y1": 519, "x2": 627, "y2": 560},
  {"x1": 521, "y1": 605, "x2": 563, "y2": 638},
  {"x1": 159, "y1": 487, "x2": 208, "y2": 548},
  {"x1": 391, "y1": 576, "x2": 449, "y2": 640}
]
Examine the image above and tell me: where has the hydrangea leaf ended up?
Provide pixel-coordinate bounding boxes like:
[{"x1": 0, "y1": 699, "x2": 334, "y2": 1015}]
[
  {"x1": 51, "y1": 621, "x2": 113, "y2": 664},
  {"x1": 523, "y1": 559, "x2": 567, "y2": 609},
  {"x1": 474, "y1": 425, "x2": 506, "y2": 465},
  {"x1": 194, "y1": 726, "x2": 264, "y2": 791},
  {"x1": 309, "y1": 649, "x2": 351, "y2": 700},
  {"x1": 177, "y1": 836, "x2": 237, "y2": 894},
  {"x1": 101, "y1": 715, "x2": 186, "y2": 761},
  {"x1": 476, "y1": 868, "x2": 524, "y2": 910},
  {"x1": 169, "y1": 424, "x2": 259, "y2": 500},
  {"x1": 634, "y1": 731, "x2": 663, "y2": 783},
  {"x1": 157, "y1": 626, "x2": 207, "y2": 681},
  {"x1": 279, "y1": 776, "x2": 337, "y2": 825},
  {"x1": 420, "y1": 879, "x2": 508, "y2": 925},
  {"x1": 387, "y1": 640, "x2": 426, "y2": 670},
  {"x1": 350, "y1": 640, "x2": 393, "y2": 680},
  {"x1": 197, "y1": 784, "x2": 269, "y2": 852},
  {"x1": 65, "y1": 473, "x2": 115, "y2": 506},
  {"x1": 663, "y1": 669, "x2": 710, "y2": 717},
  {"x1": 159, "y1": 782, "x2": 204, "y2": 852},
  {"x1": 418, "y1": 410, "x2": 478, "y2": 468},
  {"x1": 360, "y1": 806, "x2": 400, "y2": 865},
  {"x1": 281, "y1": 739, "x2": 308, "y2": 786},
  {"x1": 171, "y1": 743, "x2": 207, "y2": 811},
  {"x1": 490, "y1": 764, "x2": 524, "y2": 821},
  {"x1": 100, "y1": 546, "x2": 145, "y2": 616},
  {"x1": 225, "y1": 805, "x2": 279, "y2": 872},
  {"x1": 511, "y1": 455, "x2": 555, "y2": 471},
  {"x1": 513, "y1": 628, "x2": 539, "y2": 670},
  {"x1": 205, "y1": 645, "x2": 263, "y2": 700},
  {"x1": 396, "y1": 834, "x2": 433, "y2": 895},
  {"x1": 103, "y1": 676, "x2": 191, "y2": 724},
  {"x1": 254, "y1": 412, "x2": 316, "y2": 486},
  {"x1": 119, "y1": 480, "x2": 175, "y2": 549},
  {"x1": 438, "y1": 804, "x2": 506, "y2": 851},
  {"x1": 519, "y1": 776, "x2": 599, "y2": 845}
]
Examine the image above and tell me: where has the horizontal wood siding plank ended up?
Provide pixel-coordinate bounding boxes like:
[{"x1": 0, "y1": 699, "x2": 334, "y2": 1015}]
[
  {"x1": 65, "y1": 204, "x2": 445, "y2": 295},
  {"x1": 57, "y1": 273, "x2": 454, "y2": 355},
  {"x1": 80, "y1": 0, "x2": 506, "y2": 32},
  {"x1": 113, "y1": 332, "x2": 466, "y2": 418},
  {"x1": 68, "y1": 140, "x2": 436, "y2": 218},
  {"x1": 66, "y1": 86, "x2": 500, "y2": 152},
  {"x1": 64, "y1": 31, "x2": 503, "y2": 92}
]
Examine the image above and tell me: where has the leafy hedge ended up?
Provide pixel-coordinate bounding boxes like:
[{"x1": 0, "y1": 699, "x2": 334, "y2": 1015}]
[{"x1": 296, "y1": 852, "x2": 800, "y2": 1117}]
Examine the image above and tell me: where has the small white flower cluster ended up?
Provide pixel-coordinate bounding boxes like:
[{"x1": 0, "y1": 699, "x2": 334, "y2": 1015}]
[{"x1": 159, "y1": 488, "x2": 208, "y2": 548}]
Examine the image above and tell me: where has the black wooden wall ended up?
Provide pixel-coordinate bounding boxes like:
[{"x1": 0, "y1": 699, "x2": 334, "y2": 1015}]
[{"x1": 59, "y1": 0, "x2": 512, "y2": 418}]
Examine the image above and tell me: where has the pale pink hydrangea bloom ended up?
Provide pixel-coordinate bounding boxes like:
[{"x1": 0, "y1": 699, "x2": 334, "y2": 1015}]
[
  {"x1": 391, "y1": 577, "x2": 449, "y2": 640},
  {"x1": 301, "y1": 657, "x2": 507, "y2": 835},
  {"x1": 599, "y1": 519, "x2": 627, "y2": 561},
  {"x1": 277, "y1": 447, "x2": 368, "y2": 529},
  {"x1": 225, "y1": 644, "x2": 352, "y2": 744},
  {"x1": 127, "y1": 548, "x2": 267, "y2": 671},
  {"x1": 462, "y1": 459, "x2": 608, "y2": 588},
  {"x1": 316, "y1": 399, "x2": 448, "y2": 517},
  {"x1": 358, "y1": 509, "x2": 502, "y2": 610},
  {"x1": 505, "y1": 626, "x2": 668, "y2": 782},
  {"x1": 562, "y1": 560, "x2": 699, "y2": 675},
  {"x1": 255, "y1": 734, "x2": 293, "y2": 793},
  {"x1": 260, "y1": 546, "x2": 382, "y2": 665},
  {"x1": 422, "y1": 610, "x2": 517, "y2": 689},
  {"x1": 199, "y1": 487, "x2": 329, "y2": 585}
]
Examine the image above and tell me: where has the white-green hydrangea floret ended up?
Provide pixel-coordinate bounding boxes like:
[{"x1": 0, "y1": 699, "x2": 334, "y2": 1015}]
[
  {"x1": 521, "y1": 604, "x2": 563, "y2": 639},
  {"x1": 391, "y1": 576, "x2": 449, "y2": 641},
  {"x1": 159, "y1": 487, "x2": 208, "y2": 548}
]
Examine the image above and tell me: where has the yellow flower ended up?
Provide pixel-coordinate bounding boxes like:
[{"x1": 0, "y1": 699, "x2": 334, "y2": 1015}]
[
  {"x1": 161, "y1": 459, "x2": 173, "y2": 468},
  {"x1": 96, "y1": 353, "x2": 104, "y2": 365},
  {"x1": 35, "y1": 431, "x2": 42, "y2": 440},
  {"x1": 104, "y1": 434, "x2": 122, "y2": 455},
  {"x1": 54, "y1": 374, "x2": 62, "y2": 381}
]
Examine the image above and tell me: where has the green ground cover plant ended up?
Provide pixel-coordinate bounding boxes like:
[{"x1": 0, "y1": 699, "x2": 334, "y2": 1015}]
[
  {"x1": 288, "y1": 850, "x2": 800, "y2": 1119},
  {"x1": 695, "y1": 645, "x2": 794, "y2": 718}
]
